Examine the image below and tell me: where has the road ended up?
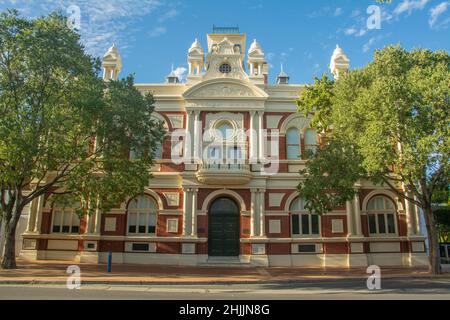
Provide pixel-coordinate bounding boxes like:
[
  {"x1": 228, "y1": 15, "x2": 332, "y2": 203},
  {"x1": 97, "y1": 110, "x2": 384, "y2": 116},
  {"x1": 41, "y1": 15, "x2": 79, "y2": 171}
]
[{"x1": 1, "y1": 277, "x2": 450, "y2": 300}]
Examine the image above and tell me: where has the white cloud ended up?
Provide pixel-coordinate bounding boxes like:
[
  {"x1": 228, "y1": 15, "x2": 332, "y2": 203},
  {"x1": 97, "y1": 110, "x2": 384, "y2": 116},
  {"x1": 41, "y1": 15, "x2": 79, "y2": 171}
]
[
  {"x1": 362, "y1": 35, "x2": 385, "y2": 53},
  {"x1": 429, "y1": 1, "x2": 450, "y2": 29},
  {"x1": 148, "y1": 26, "x2": 167, "y2": 38},
  {"x1": 363, "y1": 37, "x2": 377, "y2": 53},
  {"x1": 334, "y1": 8, "x2": 343, "y2": 17},
  {"x1": 393, "y1": 0, "x2": 430, "y2": 16},
  {"x1": 0, "y1": 0, "x2": 174, "y2": 57},
  {"x1": 351, "y1": 10, "x2": 361, "y2": 18},
  {"x1": 158, "y1": 9, "x2": 179, "y2": 23},
  {"x1": 172, "y1": 67, "x2": 187, "y2": 81},
  {"x1": 344, "y1": 28, "x2": 357, "y2": 35}
]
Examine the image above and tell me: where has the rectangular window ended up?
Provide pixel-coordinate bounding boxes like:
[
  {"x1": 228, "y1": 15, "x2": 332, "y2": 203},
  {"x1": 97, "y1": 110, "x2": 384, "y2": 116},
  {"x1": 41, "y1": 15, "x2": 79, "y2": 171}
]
[
  {"x1": 52, "y1": 211, "x2": 62, "y2": 233},
  {"x1": 292, "y1": 215, "x2": 300, "y2": 235},
  {"x1": 132, "y1": 243, "x2": 149, "y2": 251},
  {"x1": 301, "y1": 215, "x2": 310, "y2": 235},
  {"x1": 369, "y1": 215, "x2": 377, "y2": 234},
  {"x1": 298, "y1": 244, "x2": 316, "y2": 253},
  {"x1": 71, "y1": 214, "x2": 80, "y2": 233},
  {"x1": 387, "y1": 214, "x2": 396, "y2": 234},
  {"x1": 138, "y1": 213, "x2": 146, "y2": 233},
  {"x1": 311, "y1": 215, "x2": 320, "y2": 235},
  {"x1": 148, "y1": 214, "x2": 156, "y2": 234},
  {"x1": 128, "y1": 213, "x2": 137, "y2": 234},
  {"x1": 287, "y1": 146, "x2": 300, "y2": 160},
  {"x1": 378, "y1": 214, "x2": 386, "y2": 234},
  {"x1": 62, "y1": 212, "x2": 71, "y2": 233}
]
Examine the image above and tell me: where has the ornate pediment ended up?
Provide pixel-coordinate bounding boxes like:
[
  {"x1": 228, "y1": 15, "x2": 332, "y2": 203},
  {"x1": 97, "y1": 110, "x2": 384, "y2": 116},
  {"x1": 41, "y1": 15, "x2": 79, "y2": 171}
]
[{"x1": 183, "y1": 79, "x2": 268, "y2": 100}]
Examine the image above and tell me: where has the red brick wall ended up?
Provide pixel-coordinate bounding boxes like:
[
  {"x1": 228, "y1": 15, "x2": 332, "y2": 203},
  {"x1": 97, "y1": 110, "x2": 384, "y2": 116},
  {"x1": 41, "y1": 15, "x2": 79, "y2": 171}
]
[
  {"x1": 265, "y1": 216, "x2": 290, "y2": 238},
  {"x1": 241, "y1": 215, "x2": 251, "y2": 238},
  {"x1": 99, "y1": 241, "x2": 124, "y2": 252},
  {"x1": 267, "y1": 243, "x2": 290, "y2": 255},
  {"x1": 321, "y1": 215, "x2": 348, "y2": 237},
  {"x1": 324, "y1": 243, "x2": 349, "y2": 254},
  {"x1": 157, "y1": 242, "x2": 181, "y2": 254},
  {"x1": 157, "y1": 215, "x2": 183, "y2": 237},
  {"x1": 41, "y1": 211, "x2": 52, "y2": 234},
  {"x1": 101, "y1": 214, "x2": 126, "y2": 236}
]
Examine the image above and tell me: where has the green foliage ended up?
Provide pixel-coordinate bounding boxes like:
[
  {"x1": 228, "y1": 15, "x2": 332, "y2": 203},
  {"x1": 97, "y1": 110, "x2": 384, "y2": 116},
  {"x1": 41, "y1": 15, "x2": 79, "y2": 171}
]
[
  {"x1": 0, "y1": 10, "x2": 166, "y2": 220},
  {"x1": 296, "y1": 45, "x2": 449, "y2": 214},
  {"x1": 299, "y1": 138, "x2": 365, "y2": 214},
  {"x1": 296, "y1": 75, "x2": 334, "y2": 133},
  {"x1": 434, "y1": 207, "x2": 450, "y2": 243}
]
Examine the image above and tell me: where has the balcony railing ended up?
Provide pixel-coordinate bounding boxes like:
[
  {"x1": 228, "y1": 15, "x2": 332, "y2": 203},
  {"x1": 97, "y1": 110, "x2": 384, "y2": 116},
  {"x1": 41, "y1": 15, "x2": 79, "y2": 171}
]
[
  {"x1": 200, "y1": 162, "x2": 250, "y2": 171},
  {"x1": 196, "y1": 161, "x2": 252, "y2": 185}
]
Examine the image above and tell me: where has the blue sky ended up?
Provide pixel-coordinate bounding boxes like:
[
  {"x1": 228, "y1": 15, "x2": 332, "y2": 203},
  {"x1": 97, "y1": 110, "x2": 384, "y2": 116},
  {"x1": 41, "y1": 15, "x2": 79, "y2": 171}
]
[{"x1": 1, "y1": 0, "x2": 449, "y2": 84}]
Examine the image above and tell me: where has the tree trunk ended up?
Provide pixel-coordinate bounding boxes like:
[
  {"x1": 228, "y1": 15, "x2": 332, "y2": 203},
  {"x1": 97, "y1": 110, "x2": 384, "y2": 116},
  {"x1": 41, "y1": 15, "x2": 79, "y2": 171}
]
[
  {"x1": 424, "y1": 206, "x2": 441, "y2": 275},
  {"x1": 1, "y1": 206, "x2": 21, "y2": 270}
]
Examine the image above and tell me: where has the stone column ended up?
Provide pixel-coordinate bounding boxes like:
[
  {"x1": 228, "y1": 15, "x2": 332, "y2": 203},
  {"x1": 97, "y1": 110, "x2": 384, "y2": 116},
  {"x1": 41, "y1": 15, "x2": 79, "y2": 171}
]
[
  {"x1": 353, "y1": 193, "x2": 362, "y2": 236},
  {"x1": 193, "y1": 110, "x2": 201, "y2": 162},
  {"x1": 257, "y1": 111, "x2": 265, "y2": 162},
  {"x1": 94, "y1": 205, "x2": 102, "y2": 234},
  {"x1": 259, "y1": 189, "x2": 266, "y2": 237},
  {"x1": 250, "y1": 189, "x2": 258, "y2": 237},
  {"x1": 33, "y1": 195, "x2": 45, "y2": 233},
  {"x1": 404, "y1": 193, "x2": 416, "y2": 236},
  {"x1": 346, "y1": 200, "x2": 355, "y2": 237},
  {"x1": 26, "y1": 196, "x2": 40, "y2": 233},
  {"x1": 185, "y1": 111, "x2": 194, "y2": 164},
  {"x1": 191, "y1": 188, "x2": 198, "y2": 237},
  {"x1": 413, "y1": 195, "x2": 422, "y2": 235},
  {"x1": 249, "y1": 111, "x2": 258, "y2": 163},
  {"x1": 183, "y1": 188, "x2": 192, "y2": 236}
]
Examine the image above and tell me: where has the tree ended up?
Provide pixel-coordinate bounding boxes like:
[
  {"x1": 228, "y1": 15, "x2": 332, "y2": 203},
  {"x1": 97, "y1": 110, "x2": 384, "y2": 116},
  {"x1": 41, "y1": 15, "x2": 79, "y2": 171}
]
[
  {"x1": 297, "y1": 45, "x2": 449, "y2": 275},
  {"x1": 0, "y1": 10, "x2": 166, "y2": 269}
]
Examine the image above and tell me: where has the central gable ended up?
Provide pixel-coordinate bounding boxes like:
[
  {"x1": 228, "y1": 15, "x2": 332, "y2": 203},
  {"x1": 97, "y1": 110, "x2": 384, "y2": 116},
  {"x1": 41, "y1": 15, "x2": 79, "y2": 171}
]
[{"x1": 183, "y1": 78, "x2": 268, "y2": 100}]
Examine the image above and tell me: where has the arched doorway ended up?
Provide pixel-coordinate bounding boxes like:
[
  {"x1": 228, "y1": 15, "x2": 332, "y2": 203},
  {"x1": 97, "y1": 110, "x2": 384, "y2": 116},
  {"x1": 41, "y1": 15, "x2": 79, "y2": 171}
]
[{"x1": 208, "y1": 197, "x2": 240, "y2": 257}]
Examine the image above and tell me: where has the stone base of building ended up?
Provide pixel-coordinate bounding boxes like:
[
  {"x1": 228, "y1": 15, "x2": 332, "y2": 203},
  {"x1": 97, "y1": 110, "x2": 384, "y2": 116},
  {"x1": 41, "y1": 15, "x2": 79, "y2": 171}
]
[{"x1": 20, "y1": 250, "x2": 429, "y2": 268}]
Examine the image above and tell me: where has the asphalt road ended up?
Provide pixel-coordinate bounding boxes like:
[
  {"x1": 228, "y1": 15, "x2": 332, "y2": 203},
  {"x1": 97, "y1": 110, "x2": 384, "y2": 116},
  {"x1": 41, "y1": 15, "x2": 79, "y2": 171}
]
[{"x1": 1, "y1": 277, "x2": 450, "y2": 300}]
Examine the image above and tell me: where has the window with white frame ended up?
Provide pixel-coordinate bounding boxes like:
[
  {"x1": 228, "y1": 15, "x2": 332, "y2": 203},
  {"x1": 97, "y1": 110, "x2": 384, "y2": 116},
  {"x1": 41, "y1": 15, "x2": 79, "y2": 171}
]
[
  {"x1": 367, "y1": 196, "x2": 397, "y2": 236},
  {"x1": 286, "y1": 128, "x2": 301, "y2": 160},
  {"x1": 52, "y1": 208, "x2": 80, "y2": 234},
  {"x1": 304, "y1": 129, "x2": 318, "y2": 155},
  {"x1": 127, "y1": 195, "x2": 158, "y2": 235},
  {"x1": 290, "y1": 197, "x2": 320, "y2": 236}
]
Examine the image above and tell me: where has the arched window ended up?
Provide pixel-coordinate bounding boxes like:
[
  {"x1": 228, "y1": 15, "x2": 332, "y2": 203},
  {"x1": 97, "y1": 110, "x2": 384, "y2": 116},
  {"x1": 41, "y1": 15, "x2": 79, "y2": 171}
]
[
  {"x1": 290, "y1": 197, "x2": 320, "y2": 236},
  {"x1": 127, "y1": 195, "x2": 158, "y2": 235},
  {"x1": 286, "y1": 128, "x2": 301, "y2": 160},
  {"x1": 367, "y1": 196, "x2": 397, "y2": 236},
  {"x1": 52, "y1": 205, "x2": 80, "y2": 234},
  {"x1": 305, "y1": 129, "x2": 318, "y2": 154}
]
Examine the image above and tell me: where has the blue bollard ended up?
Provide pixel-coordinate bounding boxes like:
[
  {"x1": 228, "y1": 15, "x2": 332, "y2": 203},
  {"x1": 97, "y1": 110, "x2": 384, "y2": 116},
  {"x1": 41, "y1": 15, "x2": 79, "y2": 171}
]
[{"x1": 107, "y1": 250, "x2": 112, "y2": 273}]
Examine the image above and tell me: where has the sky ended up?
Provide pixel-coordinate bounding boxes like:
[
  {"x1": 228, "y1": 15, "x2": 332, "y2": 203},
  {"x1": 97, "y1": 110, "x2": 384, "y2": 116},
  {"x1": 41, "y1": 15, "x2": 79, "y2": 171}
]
[{"x1": 0, "y1": 0, "x2": 449, "y2": 85}]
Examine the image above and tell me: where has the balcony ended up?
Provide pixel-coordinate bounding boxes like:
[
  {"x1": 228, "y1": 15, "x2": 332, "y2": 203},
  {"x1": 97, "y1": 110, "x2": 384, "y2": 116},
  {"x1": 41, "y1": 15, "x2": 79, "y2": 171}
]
[{"x1": 196, "y1": 162, "x2": 252, "y2": 185}]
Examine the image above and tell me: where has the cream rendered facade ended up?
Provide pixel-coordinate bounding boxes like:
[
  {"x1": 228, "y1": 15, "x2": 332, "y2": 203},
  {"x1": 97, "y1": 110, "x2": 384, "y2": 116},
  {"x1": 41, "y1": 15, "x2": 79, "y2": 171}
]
[{"x1": 20, "y1": 28, "x2": 429, "y2": 268}]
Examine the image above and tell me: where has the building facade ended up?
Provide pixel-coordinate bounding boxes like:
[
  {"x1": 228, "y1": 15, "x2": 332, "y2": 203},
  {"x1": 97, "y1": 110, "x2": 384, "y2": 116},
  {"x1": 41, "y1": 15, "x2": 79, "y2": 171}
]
[{"x1": 20, "y1": 28, "x2": 429, "y2": 268}]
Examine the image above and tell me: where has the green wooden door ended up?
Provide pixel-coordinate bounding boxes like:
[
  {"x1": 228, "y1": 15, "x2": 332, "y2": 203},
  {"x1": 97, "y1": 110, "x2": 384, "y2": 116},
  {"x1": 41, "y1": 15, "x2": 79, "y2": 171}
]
[{"x1": 208, "y1": 198, "x2": 240, "y2": 257}]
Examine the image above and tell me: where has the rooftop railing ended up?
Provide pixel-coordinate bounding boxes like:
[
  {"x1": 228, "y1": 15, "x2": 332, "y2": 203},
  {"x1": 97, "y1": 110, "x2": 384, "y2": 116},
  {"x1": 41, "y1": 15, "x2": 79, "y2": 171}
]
[{"x1": 212, "y1": 25, "x2": 241, "y2": 34}]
